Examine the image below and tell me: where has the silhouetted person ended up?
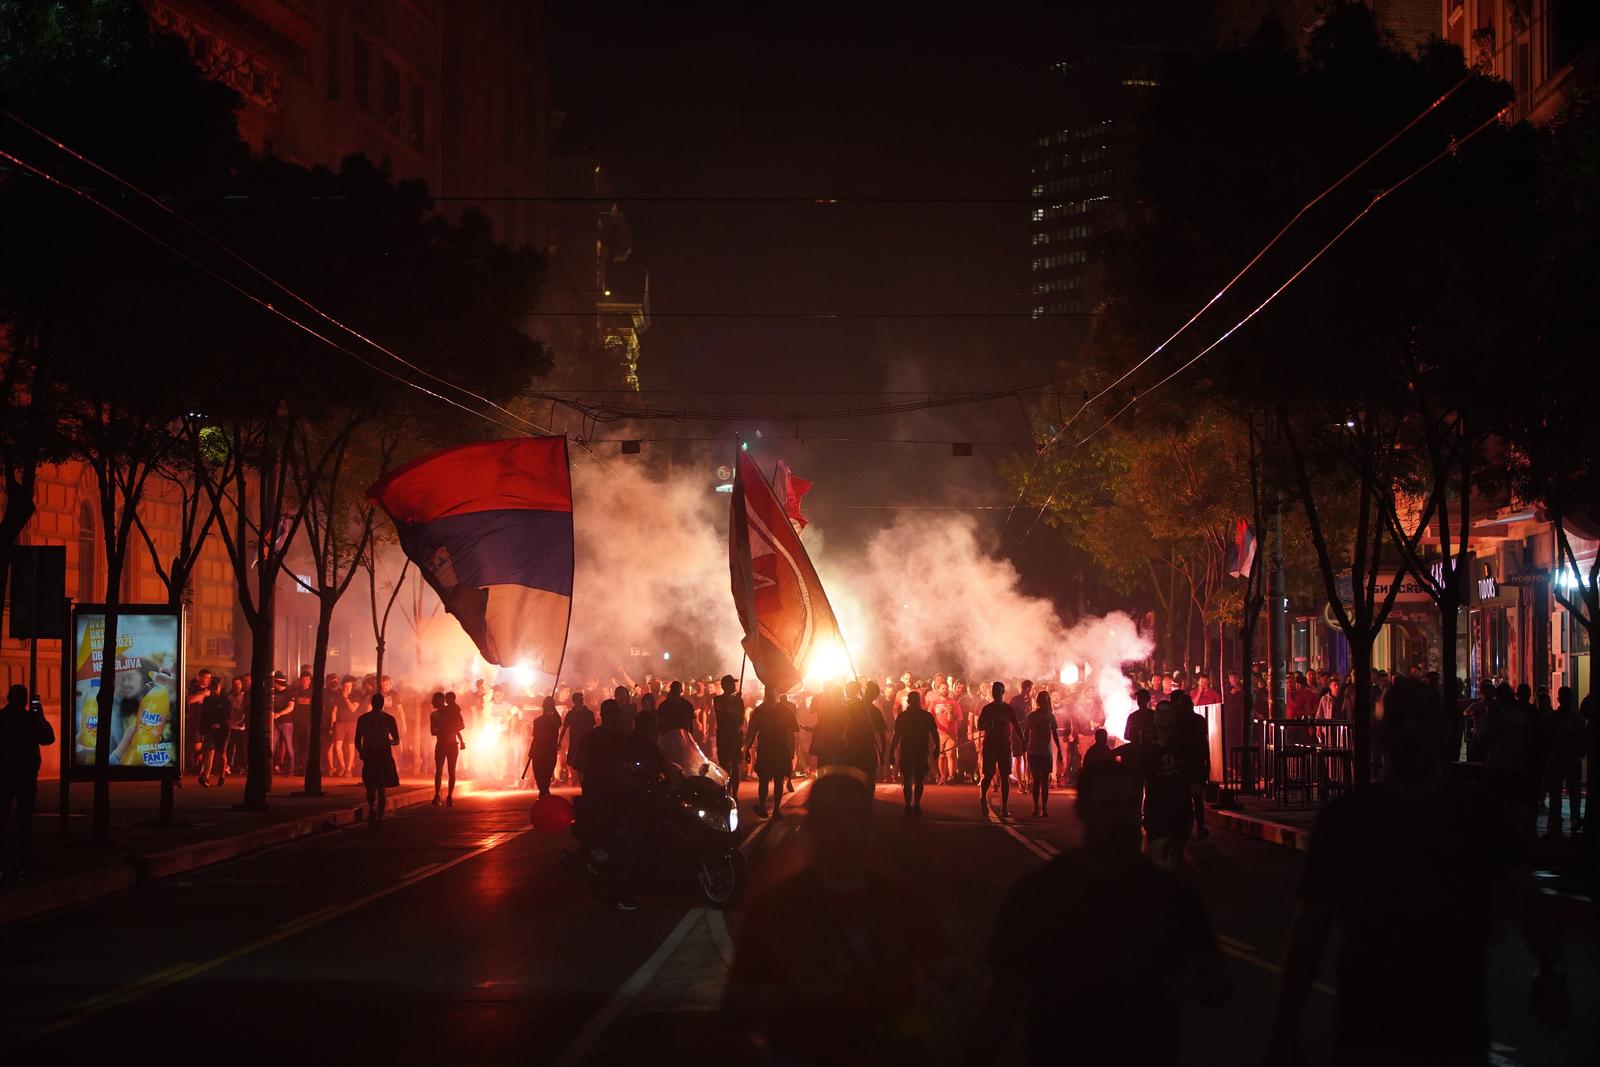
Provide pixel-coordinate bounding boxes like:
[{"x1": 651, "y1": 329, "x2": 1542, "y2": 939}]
[
  {"x1": 977, "y1": 681, "x2": 1023, "y2": 818},
  {"x1": 724, "y1": 772, "x2": 948, "y2": 1061},
  {"x1": 966, "y1": 760, "x2": 1229, "y2": 1065},
  {"x1": 355, "y1": 692, "x2": 400, "y2": 829},
  {"x1": 1022, "y1": 690, "x2": 1063, "y2": 817},
  {"x1": 0, "y1": 685, "x2": 54, "y2": 879},
  {"x1": 573, "y1": 699, "x2": 642, "y2": 910},
  {"x1": 526, "y1": 696, "x2": 562, "y2": 798},
  {"x1": 744, "y1": 690, "x2": 798, "y2": 819},
  {"x1": 1269, "y1": 677, "x2": 1569, "y2": 1066},
  {"x1": 559, "y1": 690, "x2": 595, "y2": 786},
  {"x1": 888, "y1": 690, "x2": 938, "y2": 815},
  {"x1": 1137, "y1": 700, "x2": 1202, "y2": 870},
  {"x1": 1544, "y1": 686, "x2": 1584, "y2": 837},
  {"x1": 1082, "y1": 727, "x2": 1115, "y2": 771},
  {"x1": 713, "y1": 674, "x2": 746, "y2": 801},
  {"x1": 1172, "y1": 690, "x2": 1210, "y2": 839},
  {"x1": 841, "y1": 680, "x2": 881, "y2": 784},
  {"x1": 656, "y1": 680, "x2": 696, "y2": 736},
  {"x1": 430, "y1": 690, "x2": 465, "y2": 806}
]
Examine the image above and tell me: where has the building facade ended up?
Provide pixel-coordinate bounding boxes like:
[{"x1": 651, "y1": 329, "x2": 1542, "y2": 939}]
[{"x1": 1, "y1": 1, "x2": 641, "y2": 735}]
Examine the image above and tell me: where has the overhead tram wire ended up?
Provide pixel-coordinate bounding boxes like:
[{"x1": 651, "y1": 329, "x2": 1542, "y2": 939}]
[
  {"x1": 1000, "y1": 56, "x2": 1513, "y2": 538},
  {"x1": 2, "y1": 110, "x2": 562, "y2": 444},
  {"x1": 1014, "y1": 100, "x2": 1516, "y2": 547},
  {"x1": 3, "y1": 118, "x2": 1070, "y2": 432},
  {"x1": 0, "y1": 146, "x2": 535, "y2": 438}
]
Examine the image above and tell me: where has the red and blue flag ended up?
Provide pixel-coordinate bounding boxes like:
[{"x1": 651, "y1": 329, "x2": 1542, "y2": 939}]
[{"x1": 369, "y1": 437, "x2": 573, "y2": 672}]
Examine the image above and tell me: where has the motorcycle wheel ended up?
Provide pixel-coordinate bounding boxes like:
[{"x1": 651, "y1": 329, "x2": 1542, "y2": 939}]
[{"x1": 696, "y1": 848, "x2": 747, "y2": 910}]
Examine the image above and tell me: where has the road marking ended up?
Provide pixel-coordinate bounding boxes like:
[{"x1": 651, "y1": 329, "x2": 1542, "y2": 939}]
[
  {"x1": 550, "y1": 908, "x2": 705, "y2": 1067},
  {"x1": 981, "y1": 799, "x2": 1333, "y2": 997},
  {"x1": 4, "y1": 827, "x2": 530, "y2": 1050},
  {"x1": 277, "y1": 903, "x2": 339, "y2": 929},
  {"x1": 985, "y1": 808, "x2": 1059, "y2": 861},
  {"x1": 706, "y1": 908, "x2": 736, "y2": 970}
]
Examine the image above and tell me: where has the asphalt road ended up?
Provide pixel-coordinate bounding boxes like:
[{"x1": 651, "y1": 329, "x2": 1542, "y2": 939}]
[{"x1": 1, "y1": 782, "x2": 1594, "y2": 1065}]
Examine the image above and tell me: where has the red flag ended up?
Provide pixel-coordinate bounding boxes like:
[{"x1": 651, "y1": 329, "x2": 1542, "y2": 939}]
[
  {"x1": 773, "y1": 460, "x2": 813, "y2": 529},
  {"x1": 729, "y1": 451, "x2": 845, "y2": 693}
]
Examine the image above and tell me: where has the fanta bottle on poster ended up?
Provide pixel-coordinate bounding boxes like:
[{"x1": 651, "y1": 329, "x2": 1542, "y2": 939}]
[
  {"x1": 77, "y1": 680, "x2": 101, "y2": 755},
  {"x1": 121, "y1": 676, "x2": 172, "y2": 766}
]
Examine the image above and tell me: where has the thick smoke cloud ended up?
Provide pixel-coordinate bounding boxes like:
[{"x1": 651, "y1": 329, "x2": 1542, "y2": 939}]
[{"x1": 347, "y1": 448, "x2": 1150, "y2": 732}]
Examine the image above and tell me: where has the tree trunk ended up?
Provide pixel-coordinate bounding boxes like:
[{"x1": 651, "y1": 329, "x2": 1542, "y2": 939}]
[
  {"x1": 302, "y1": 599, "x2": 333, "y2": 796},
  {"x1": 1350, "y1": 633, "x2": 1374, "y2": 786},
  {"x1": 375, "y1": 636, "x2": 386, "y2": 683},
  {"x1": 242, "y1": 583, "x2": 275, "y2": 811},
  {"x1": 91, "y1": 569, "x2": 121, "y2": 843},
  {"x1": 1438, "y1": 590, "x2": 1461, "y2": 763}
]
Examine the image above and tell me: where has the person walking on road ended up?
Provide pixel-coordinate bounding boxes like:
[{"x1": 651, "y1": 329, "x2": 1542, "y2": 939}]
[
  {"x1": 526, "y1": 696, "x2": 562, "y2": 798},
  {"x1": 1269, "y1": 677, "x2": 1570, "y2": 1066},
  {"x1": 744, "y1": 690, "x2": 799, "y2": 819},
  {"x1": 713, "y1": 675, "x2": 746, "y2": 802},
  {"x1": 355, "y1": 692, "x2": 400, "y2": 829},
  {"x1": 977, "y1": 682, "x2": 1023, "y2": 819},
  {"x1": 966, "y1": 760, "x2": 1230, "y2": 1065},
  {"x1": 1137, "y1": 700, "x2": 1201, "y2": 871},
  {"x1": 0, "y1": 685, "x2": 55, "y2": 880},
  {"x1": 1023, "y1": 690, "x2": 1064, "y2": 817},
  {"x1": 269, "y1": 670, "x2": 294, "y2": 775},
  {"x1": 888, "y1": 690, "x2": 938, "y2": 815},
  {"x1": 430, "y1": 690, "x2": 465, "y2": 806},
  {"x1": 560, "y1": 690, "x2": 596, "y2": 787}
]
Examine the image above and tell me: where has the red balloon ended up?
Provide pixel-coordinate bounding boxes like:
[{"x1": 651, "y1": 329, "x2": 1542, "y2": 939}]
[{"x1": 530, "y1": 794, "x2": 574, "y2": 835}]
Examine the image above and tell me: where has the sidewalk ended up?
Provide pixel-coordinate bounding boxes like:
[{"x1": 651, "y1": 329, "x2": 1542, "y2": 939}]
[
  {"x1": 1211, "y1": 793, "x2": 1598, "y2": 923},
  {"x1": 0, "y1": 772, "x2": 480, "y2": 927}
]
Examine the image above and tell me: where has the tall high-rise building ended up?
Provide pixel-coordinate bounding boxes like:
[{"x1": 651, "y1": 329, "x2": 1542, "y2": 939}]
[{"x1": 1028, "y1": 45, "x2": 1164, "y2": 321}]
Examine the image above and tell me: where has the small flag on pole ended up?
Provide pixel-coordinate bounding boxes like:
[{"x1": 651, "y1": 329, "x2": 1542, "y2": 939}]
[{"x1": 1228, "y1": 518, "x2": 1258, "y2": 578}]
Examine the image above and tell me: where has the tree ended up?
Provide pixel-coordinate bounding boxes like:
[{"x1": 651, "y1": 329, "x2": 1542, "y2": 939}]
[
  {"x1": 291, "y1": 417, "x2": 391, "y2": 796},
  {"x1": 1035, "y1": 5, "x2": 1526, "y2": 780},
  {"x1": 0, "y1": 0, "x2": 239, "y2": 623},
  {"x1": 1504, "y1": 88, "x2": 1600, "y2": 855}
]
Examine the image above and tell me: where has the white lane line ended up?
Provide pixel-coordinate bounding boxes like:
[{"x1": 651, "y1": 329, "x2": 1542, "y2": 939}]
[
  {"x1": 550, "y1": 908, "x2": 705, "y2": 1067},
  {"x1": 705, "y1": 908, "x2": 736, "y2": 970},
  {"x1": 982, "y1": 798, "x2": 1332, "y2": 997},
  {"x1": 985, "y1": 808, "x2": 1059, "y2": 861}
]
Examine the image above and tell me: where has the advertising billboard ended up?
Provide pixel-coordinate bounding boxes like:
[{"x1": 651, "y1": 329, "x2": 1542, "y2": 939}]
[{"x1": 68, "y1": 607, "x2": 183, "y2": 776}]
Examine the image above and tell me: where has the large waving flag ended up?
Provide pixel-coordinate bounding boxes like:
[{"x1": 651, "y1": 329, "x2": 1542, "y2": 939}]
[
  {"x1": 370, "y1": 437, "x2": 573, "y2": 672},
  {"x1": 729, "y1": 450, "x2": 846, "y2": 693}
]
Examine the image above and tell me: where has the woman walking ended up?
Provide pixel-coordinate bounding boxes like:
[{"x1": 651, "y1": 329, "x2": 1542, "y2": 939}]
[{"x1": 356, "y1": 692, "x2": 401, "y2": 829}]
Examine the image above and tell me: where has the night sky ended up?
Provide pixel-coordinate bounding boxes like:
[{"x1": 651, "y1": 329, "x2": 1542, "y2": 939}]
[{"x1": 545, "y1": 4, "x2": 1209, "y2": 601}]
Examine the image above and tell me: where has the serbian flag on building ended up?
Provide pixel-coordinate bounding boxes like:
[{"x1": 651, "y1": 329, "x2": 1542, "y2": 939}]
[
  {"x1": 773, "y1": 460, "x2": 813, "y2": 529},
  {"x1": 1228, "y1": 518, "x2": 1258, "y2": 578},
  {"x1": 729, "y1": 450, "x2": 846, "y2": 693},
  {"x1": 369, "y1": 437, "x2": 573, "y2": 672}
]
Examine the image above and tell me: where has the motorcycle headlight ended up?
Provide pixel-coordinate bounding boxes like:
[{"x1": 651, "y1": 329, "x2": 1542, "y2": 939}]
[{"x1": 695, "y1": 804, "x2": 734, "y2": 832}]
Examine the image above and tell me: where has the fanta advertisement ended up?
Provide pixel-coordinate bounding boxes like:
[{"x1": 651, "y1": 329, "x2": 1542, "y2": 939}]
[{"x1": 71, "y1": 611, "x2": 181, "y2": 771}]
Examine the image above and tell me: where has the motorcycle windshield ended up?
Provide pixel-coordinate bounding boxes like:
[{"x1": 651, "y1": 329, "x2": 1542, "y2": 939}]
[{"x1": 657, "y1": 728, "x2": 731, "y2": 787}]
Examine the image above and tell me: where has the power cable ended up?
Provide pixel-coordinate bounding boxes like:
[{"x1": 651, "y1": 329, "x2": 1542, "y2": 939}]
[
  {"x1": 1014, "y1": 100, "x2": 1514, "y2": 546},
  {"x1": 2, "y1": 110, "x2": 560, "y2": 443},
  {"x1": 0, "y1": 145, "x2": 534, "y2": 438}
]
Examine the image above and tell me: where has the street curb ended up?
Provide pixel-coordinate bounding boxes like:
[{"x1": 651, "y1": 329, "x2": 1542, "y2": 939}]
[
  {"x1": 1209, "y1": 807, "x2": 1312, "y2": 852},
  {"x1": 1210, "y1": 806, "x2": 1599, "y2": 925},
  {"x1": 0, "y1": 783, "x2": 464, "y2": 928}
]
